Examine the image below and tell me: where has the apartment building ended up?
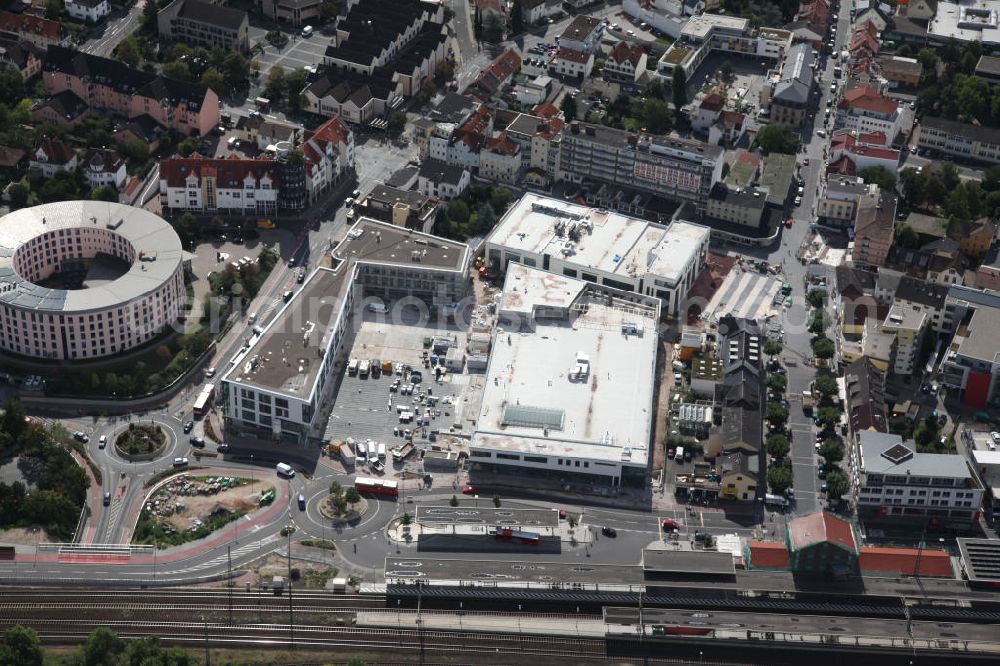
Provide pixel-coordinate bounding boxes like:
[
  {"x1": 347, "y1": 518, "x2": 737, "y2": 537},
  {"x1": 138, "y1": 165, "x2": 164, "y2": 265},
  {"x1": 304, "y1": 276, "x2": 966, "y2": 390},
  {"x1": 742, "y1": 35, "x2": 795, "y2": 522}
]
[
  {"x1": 258, "y1": 0, "x2": 322, "y2": 27},
  {"x1": 894, "y1": 275, "x2": 950, "y2": 334},
  {"x1": 856, "y1": 431, "x2": 983, "y2": 527},
  {"x1": 0, "y1": 37, "x2": 41, "y2": 80},
  {"x1": 917, "y1": 116, "x2": 1000, "y2": 165},
  {"x1": 851, "y1": 189, "x2": 896, "y2": 268},
  {"x1": 65, "y1": 0, "x2": 111, "y2": 23},
  {"x1": 0, "y1": 10, "x2": 69, "y2": 49},
  {"x1": 300, "y1": 115, "x2": 354, "y2": 203},
  {"x1": 158, "y1": 0, "x2": 250, "y2": 52},
  {"x1": 43, "y1": 46, "x2": 219, "y2": 137},
  {"x1": 479, "y1": 134, "x2": 521, "y2": 184},
  {"x1": 416, "y1": 159, "x2": 470, "y2": 200},
  {"x1": 558, "y1": 122, "x2": 725, "y2": 212},
  {"x1": 830, "y1": 131, "x2": 901, "y2": 174},
  {"x1": 844, "y1": 356, "x2": 888, "y2": 435},
  {"x1": 604, "y1": 41, "x2": 648, "y2": 83},
  {"x1": 877, "y1": 55, "x2": 922, "y2": 87},
  {"x1": 657, "y1": 14, "x2": 788, "y2": 81},
  {"x1": 942, "y1": 286, "x2": 1000, "y2": 409},
  {"x1": 818, "y1": 176, "x2": 870, "y2": 228},
  {"x1": 485, "y1": 193, "x2": 710, "y2": 316},
  {"x1": 550, "y1": 46, "x2": 595, "y2": 79},
  {"x1": 159, "y1": 157, "x2": 279, "y2": 214},
  {"x1": 882, "y1": 302, "x2": 926, "y2": 375},
  {"x1": 704, "y1": 183, "x2": 767, "y2": 229},
  {"x1": 766, "y1": 42, "x2": 814, "y2": 128},
  {"x1": 558, "y1": 15, "x2": 604, "y2": 53},
  {"x1": 835, "y1": 86, "x2": 903, "y2": 142}
]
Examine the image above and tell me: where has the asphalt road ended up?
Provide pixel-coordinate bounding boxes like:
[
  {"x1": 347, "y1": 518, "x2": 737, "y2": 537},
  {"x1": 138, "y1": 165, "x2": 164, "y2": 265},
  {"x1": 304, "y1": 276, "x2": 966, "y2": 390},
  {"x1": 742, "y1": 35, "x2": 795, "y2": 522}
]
[{"x1": 81, "y1": 3, "x2": 145, "y2": 58}]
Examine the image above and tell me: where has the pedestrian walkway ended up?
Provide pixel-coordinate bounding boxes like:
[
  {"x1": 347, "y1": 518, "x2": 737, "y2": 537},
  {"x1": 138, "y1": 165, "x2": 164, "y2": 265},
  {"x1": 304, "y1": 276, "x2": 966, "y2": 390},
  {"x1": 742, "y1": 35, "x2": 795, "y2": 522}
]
[{"x1": 355, "y1": 610, "x2": 606, "y2": 637}]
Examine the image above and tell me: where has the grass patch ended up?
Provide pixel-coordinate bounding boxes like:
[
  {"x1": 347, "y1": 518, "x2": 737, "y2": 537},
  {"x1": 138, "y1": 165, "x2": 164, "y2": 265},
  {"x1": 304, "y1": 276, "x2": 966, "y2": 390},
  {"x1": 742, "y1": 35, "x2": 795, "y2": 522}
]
[
  {"x1": 134, "y1": 506, "x2": 247, "y2": 549},
  {"x1": 115, "y1": 423, "x2": 166, "y2": 457},
  {"x1": 300, "y1": 539, "x2": 337, "y2": 551},
  {"x1": 302, "y1": 566, "x2": 337, "y2": 589}
]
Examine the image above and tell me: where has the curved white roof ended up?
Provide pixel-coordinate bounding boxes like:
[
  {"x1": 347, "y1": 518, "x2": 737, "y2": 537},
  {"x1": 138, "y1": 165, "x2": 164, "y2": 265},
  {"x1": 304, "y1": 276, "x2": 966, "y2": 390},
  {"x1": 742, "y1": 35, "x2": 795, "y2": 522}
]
[{"x1": 0, "y1": 201, "x2": 183, "y2": 313}]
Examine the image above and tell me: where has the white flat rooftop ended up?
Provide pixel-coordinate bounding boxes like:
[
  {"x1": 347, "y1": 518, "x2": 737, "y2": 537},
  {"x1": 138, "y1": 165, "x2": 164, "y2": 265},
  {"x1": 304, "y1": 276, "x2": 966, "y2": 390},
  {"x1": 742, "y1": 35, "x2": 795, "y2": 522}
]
[
  {"x1": 499, "y1": 262, "x2": 587, "y2": 318},
  {"x1": 489, "y1": 193, "x2": 708, "y2": 285},
  {"x1": 475, "y1": 268, "x2": 657, "y2": 467},
  {"x1": 682, "y1": 13, "x2": 749, "y2": 40}
]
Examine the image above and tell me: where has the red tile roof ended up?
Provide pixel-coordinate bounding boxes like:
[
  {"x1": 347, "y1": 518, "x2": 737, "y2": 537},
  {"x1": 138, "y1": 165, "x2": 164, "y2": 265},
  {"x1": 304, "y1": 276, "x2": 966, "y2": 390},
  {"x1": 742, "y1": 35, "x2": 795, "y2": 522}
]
[
  {"x1": 0, "y1": 10, "x2": 65, "y2": 43},
  {"x1": 533, "y1": 101, "x2": 560, "y2": 119},
  {"x1": 831, "y1": 132, "x2": 900, "y2": 160},
  {"x1": 160, "y1": 157, "x2": 277, "y2": 188},
  {"x1": 609, "y1": 40, "x2": 644, "y2": 67},
  {"x1": 556, "y1": 46, "x2": 592, "y2": 64},
  {"x1": 826, "y1": 154, "x2": 857, "y2": 176},
  {"x1": 36, "y1": 137, "x2": 75, "y2": 165},
  {"x1": 859, "y1": 547, "x2": 952, "y2": 577},
  {"x1": 859, "y1": 130, "x2": 887, "y2": 145},
  {"x1": 700, "y1": 93, "x2": 725, "y2": 112},
  {"x1": 476, "y1": 48, "x2": 522, "y2": 95},
  {"x1": 486, "y1": 132, "x2": 519, "y2": 156},
  {"x1": 787, "y1": 511, "x2": 857, "y2": 553},
  {"x1": 838, "y1": 85, "x2": 898, "y2": 115},
  {"x1": 749, "y1": 541, "x2": 790, "y2": 569}
]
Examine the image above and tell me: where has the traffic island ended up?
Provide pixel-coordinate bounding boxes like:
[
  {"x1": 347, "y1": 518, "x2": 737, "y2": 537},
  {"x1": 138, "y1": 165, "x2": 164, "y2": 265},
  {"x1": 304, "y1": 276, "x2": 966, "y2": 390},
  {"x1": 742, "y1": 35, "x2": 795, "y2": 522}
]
[
  {"x1": 115, "y1": 423, "x2": 168, "y2": 462},
  {"x1": 318, "y1": 495, "x2": 368, "y2": 526}
]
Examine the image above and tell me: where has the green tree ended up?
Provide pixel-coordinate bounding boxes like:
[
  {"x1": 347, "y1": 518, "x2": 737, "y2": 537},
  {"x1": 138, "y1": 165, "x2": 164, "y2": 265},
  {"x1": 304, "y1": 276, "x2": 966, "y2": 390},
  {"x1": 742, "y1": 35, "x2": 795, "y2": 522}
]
[
  {"x1": 449, "y1": 495, "x2": 459, "y2": 507},
  {"x1": 344, "y1": 487, "x2": 361, "y2": 504},
  {"x1": 766, "y1": 434, "x2": 790, "y2": 460},
  {"x1": 812, "y1": 337, "x2": 835, "y2": 360},
  {"x1": 387, "y1": 111, "x2": 407, "y2": 137},
  {"x1": 447, "y1": 199, "x2": 470, "y2": 225},
  {"x1": 222, "y1": 51, "x2": 251, "y2": 91},
  {"x1": 264, "y1": 66, "x2": 287, "y2": 103},
  {"x1": 754, "y1": 123, "x2": 800, "y2": 155},
  {"x1": 816, "y1": 407, "x2": 841, "y2": 428},
  {"x1": 560, "y1": 94, "x2": 578, "y2": 121},
  {"x1": 401, "y1": 512, "x2": 412, "y2": 526},
  {"x1": 0, "y1": 626, "x2": 42, "y2": 666},
  {"x1": 162, "y1": 60, "x2": 193, "y2": 82},
  {"x1": 859, "y1": 166, "x2": 897, "y2": 192},
  {"x1": 492, "y1": 495, "x2": 502, "y2": 507},
  {"x1": 200, "y1": 68, "x2": 227, "y2": 96},
  {"x1": 433, "y1": 206, "x2": 453, "y2": 237},
  {"x1": 45, "y1": 0, "x2": 62, "y2": 18},
  {"x1": 90, "y1": 186, "x2": 118, "y2": 202},
  {"x1": 0, "y1": 69, "x2": 26, "y2": 107},
  {"x1": 766, "y1": 374, "x2": 787, "y2": 394},
  {"x1": 808, "y1": 310, "x2": 830, "y2": 334},
  {"x1": 641, "y1": 98, "x2": 672, "y2": 133},
  {"x1": 510, "y1": 0, "x2": 524, "y2": 33},
  {"x1": 117, "y1": 137, "x2": 150, "y2": 164},
  {"x1": 346, "y1": 658, "x2": 368, "y2": 666},
  {"x1": 116, "y1": 36, "x2": 142, "y2": 68},
  {"x1": 813, "y1": 375, "x2": 838, "y2": 399},
  {"x1": 764, "y1": 339, "x2": 783, "y2": 356},
  {"x1": 490, "y1": 186, "x2": 511, "y2": 212},
  {"x1": 178, "y1": 137, "x2": 201, "y2": 157},
  {"x1": 719, "y1": 60, "x2": 735, "y2": 83},
  {"x1": 483, "y1": 13, "x2": 503, "y2": 42},
  {"x1": 329, "y1": 481, "x2": 342, "y2": 497},
  {"x1": 6, "y1": 182, "x2": 27, "y2": 209},
  {"x1": 825, "y1": 470, "x2": 850, "y2": 500},
  {"x1": 477, "y1": 203, "x2": 496, "y2": 234},
  {"x1": 77, "y1": 626, "x2": 125, "y2": 666},
  {"x1": 671, "y1": 66, "x2": 688, "y2": 114},
  {"x1": 1, "y1": 399, "x2": 27, "y2": 441},
  {"x1": 767, "y1": 466, "x2": 793, "y2": 494},
  {"x1": 820, "y1": 439, "x2": 845, "y2": 464},
  {"x1": 895, "y1": 223, "x2": 921, "y2": 249},
  {"x1": 766, "y1": 402, "x2": 788, "y2": 426}
]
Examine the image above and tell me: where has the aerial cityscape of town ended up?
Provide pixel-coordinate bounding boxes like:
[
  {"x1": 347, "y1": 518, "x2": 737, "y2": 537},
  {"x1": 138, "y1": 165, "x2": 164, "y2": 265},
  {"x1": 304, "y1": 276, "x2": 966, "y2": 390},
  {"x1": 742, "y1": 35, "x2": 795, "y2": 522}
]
[{"x1": 0, "y1": 0, "x2": 998, "y2": 662}]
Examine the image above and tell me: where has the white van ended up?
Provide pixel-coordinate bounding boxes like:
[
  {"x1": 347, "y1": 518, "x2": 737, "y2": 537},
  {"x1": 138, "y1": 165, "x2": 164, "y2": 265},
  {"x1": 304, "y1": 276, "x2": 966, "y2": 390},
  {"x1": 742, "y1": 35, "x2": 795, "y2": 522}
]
[
  {"x1": 674, "y1": 446, "x2": 684, "y2": 462},
  {"x1": 275, "y1": 462, "x2": 295, "y2": 478},
  {"x1": 377, "y1": 442, "x2": 386, "y2": 461},
  {"x1": 301, "y1": 25, "x2": 313, "y2": 37},
  {"x1": 765, "y1": 493, "x2": 790, "y2": 509},
  {"x1": 367, "y1": 301, "x2": 387, "y2": 313}
]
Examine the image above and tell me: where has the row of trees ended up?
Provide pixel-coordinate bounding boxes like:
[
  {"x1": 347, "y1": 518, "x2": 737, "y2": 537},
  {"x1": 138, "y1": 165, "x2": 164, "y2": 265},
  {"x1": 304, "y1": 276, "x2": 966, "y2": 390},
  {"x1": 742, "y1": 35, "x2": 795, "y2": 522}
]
[
  {"x1": 899, "y1": 161, "x2": 1000, "y2": 222},
  {"x1": 432, "y1": 185, "x2": 511, "y2": 239}
]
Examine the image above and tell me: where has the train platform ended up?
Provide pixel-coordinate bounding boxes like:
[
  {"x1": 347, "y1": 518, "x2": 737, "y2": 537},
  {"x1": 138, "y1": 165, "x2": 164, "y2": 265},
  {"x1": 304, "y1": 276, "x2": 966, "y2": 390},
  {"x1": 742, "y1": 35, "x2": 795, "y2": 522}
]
[{"x1": 355, "y1": 609, "x2": 606, "y2": 638}]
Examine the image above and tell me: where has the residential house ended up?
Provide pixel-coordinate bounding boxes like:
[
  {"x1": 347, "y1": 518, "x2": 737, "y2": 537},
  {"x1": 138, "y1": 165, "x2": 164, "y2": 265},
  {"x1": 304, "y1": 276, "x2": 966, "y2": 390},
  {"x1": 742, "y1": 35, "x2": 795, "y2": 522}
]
[
  {"x1": 113, "y1": 115, "x2": 164, "y2": 153},
  {"x1": 0, "y1": 10, "x2": 68, "y2": 49},
  {"x1": 500, "y1": 110, "x2": 563, "y2": 179},
  {"x1": 65, "y1": 0, "x2": 111, "y2": 23},
  {"x1": 30, "y1": 138, "x2": 76, "y2": 178},
  {"x1": 429, "y1": 106, "x2": 493, "y2": 170},
  {"x1": 830, "y1": 130, "x2": 901, "y2": 174},
  {"x1": 43, "y1": 46, "x2": 220, "y2": 137},
  {"x1": 835, "y1": 85, "x2": 903, "y2": 142},
  {"x1": 766, "y1": 42, "x2": 814, "y2": 128},
  {"x1": 416, "y1": 159, "x2": 470, "y2": 200},
  {"x1": 551, "y1": 46, "x2": 594, "y2": 79},
  {"x1": 302, "y1": 70, "x2": 399, "y2": 125},
  {"x1": 818, "y1": 176, "x2": 870, "y2": 228},
  {"x1": 878, "y1": 55, "x2": 922, "y2": 87},
  {"x1": 300, "y1": 115, "x2": 354, "y2": 203},
  {"x1": 851, "y1": 189, "x2": 896, "y2": 267},
  {"x1": 158, "y1": 0, "x2": 250, "y2": 52},
  {"x1": 521, "y1": 0, "x2": 561, "y2": 24},
  {"x1": 710, "y1": 110, "x2": 746, "y2": 147},
  {"x1": 704, "y1": 183, "x2": 766, "y2": 229},
  {"x1": 604, "y1": 40, "x2": 647, "y2": 83},
  {"x1": 472, "y1": 48, "x2": 522, "y2": 97},
  {"x1": 717, "y1": 451, "x2": 759, "y2": 501},
  {"x1": 786, "y1": 20, "x2": 824, "y2": 49},
  {"x1": 854, "y1": 1, "x2": 892, "y2": 31},
  {"x1": 844, "y1": 356, "x2": 888, "y2": 435},
  {"x1": 0, "y1": 146, "x2": 27, "y2": 180},
  {"x1": 512, "y1": 75, "x2": 552, "y2": 106},
  {"x1": 894, "y1": 275, "x2": 950, "y2": 334},
  {"x1": 833, "y1": 265, "x2": 879, "y2": 361},
  {"x1": 479, "y1": 133, "x2": 521, "y2": 184},
  {"x1": 975, "y1": 257, "x2": 1000, "y2": 290},
  {"x1": 361, "y1": 183, "x2": 437, "y2": 232},
  {"x1": 31, "y1": 90, "x2": 90, "y2": 129},
  {"x1": 558, "y1": 15, "x2": 604, "y2": 53},
  {"x1": 856, "y1": 431, "x2": 983, "y2": 527},
  {"x1": 81, "y1": 148, "x2": 126, "y2": 190},
  {"x1": 692, "y1": 93, "x2": 726, "y2": 134},
  {"x1": 947, "y1": 217, "x2": 996, "y2": 257},
  {"x1": 159, "y1": 157, "x2": 279, "y2": 214},
  {"x1": 258, "y1": 0, "x2": 323, "y2": 27},
  {"x1": 0, "y1": 37, "x2": 41, "y2": 79},
  {"x1": 917, "y1": 116, "x2": 1000, "y2": 165}
]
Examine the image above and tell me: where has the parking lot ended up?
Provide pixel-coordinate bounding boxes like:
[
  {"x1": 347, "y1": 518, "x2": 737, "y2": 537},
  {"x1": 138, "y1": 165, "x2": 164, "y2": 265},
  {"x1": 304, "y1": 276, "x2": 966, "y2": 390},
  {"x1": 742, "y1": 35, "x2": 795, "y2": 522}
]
[
  {"x1": 325, "y1": 306, "x2": 475, "y2": 476},
  {"x1": 249, "y1": 26, "x2": 329, "y2": 81}
]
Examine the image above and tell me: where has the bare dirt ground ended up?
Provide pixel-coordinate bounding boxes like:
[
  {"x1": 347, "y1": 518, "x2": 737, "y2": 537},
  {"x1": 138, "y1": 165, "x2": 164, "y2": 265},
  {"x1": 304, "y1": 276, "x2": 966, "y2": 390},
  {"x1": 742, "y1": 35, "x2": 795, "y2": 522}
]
[
  {"x1": 150, "y1": 478, "x2": 273, "y2": 531},
  {"x1": 0, "y1": 526, "x2": 53, "y2": 546}
]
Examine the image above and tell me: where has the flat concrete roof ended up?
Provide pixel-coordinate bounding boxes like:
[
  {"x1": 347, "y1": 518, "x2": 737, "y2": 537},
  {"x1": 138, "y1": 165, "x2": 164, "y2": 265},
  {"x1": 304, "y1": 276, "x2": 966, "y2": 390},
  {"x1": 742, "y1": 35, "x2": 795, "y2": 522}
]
[
  {"x1": 642, "y1": 549, "x2": 736, "y2": 576},
  {"x1": 334, "y1": 218, "x2": 469, "y2": 273},
  {"x1": 384, "y1": 556, "x2": 644, "y2": 586},
  {"x1": 957, "y1": 538, "x2": 1000, "y2": 583},
  {"x1": 0, "y1": 201, "x2": 183, "y2": 312},
  {"x1": 225, "y1": 266, "x2": 351, "y2": 395},
  {"x1": 415, "y1": 506, "x2": 560, "y2": 528},
  {"x1": 681, "y1": 13, "x2": 748, "y2": 40},
  {"x1": 489, "y1": 193, "x2": 708, "y2": 284},
  {"x1": 956, "y1": 305, "x2": 1000, "y2": 363},
  {"x1": 474, "y1": 267, "x2": 657, "y2": 467},
  {"x1": 498, "y1": 262, "x2": 586, "y2": 318}
]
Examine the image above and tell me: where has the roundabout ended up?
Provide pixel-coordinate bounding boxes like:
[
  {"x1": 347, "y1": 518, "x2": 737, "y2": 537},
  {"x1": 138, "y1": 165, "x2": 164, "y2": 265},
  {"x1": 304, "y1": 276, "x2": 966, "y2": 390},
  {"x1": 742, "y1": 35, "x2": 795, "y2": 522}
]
[{"x1": 114, "y1": 423, "x2": 168, "y2": 461}]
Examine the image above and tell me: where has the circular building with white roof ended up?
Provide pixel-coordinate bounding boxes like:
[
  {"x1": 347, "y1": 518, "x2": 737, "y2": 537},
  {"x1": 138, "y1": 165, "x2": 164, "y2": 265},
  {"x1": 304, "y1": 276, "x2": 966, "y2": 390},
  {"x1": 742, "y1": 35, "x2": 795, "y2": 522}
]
[{"x1": 0, "y1": 201, "x2": 185, "y2": 360}]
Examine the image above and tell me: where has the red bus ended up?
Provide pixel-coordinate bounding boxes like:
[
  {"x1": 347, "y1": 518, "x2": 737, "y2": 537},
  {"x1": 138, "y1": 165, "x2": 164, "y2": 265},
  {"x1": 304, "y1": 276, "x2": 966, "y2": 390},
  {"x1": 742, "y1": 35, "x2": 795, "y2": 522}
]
[
  {"x1": 354, "y1": 477, "x2": 398, "y2": 497},
  {"x1": 489, "y1": 527, "x2": 540, "y2": 545}
]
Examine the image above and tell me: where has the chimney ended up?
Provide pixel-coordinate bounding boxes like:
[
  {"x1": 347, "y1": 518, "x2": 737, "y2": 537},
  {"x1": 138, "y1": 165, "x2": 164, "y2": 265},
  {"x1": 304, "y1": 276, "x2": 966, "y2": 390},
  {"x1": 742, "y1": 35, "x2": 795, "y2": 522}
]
[{"x1": 570, "y1": 122, "x2": 580, "y2": 134}]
